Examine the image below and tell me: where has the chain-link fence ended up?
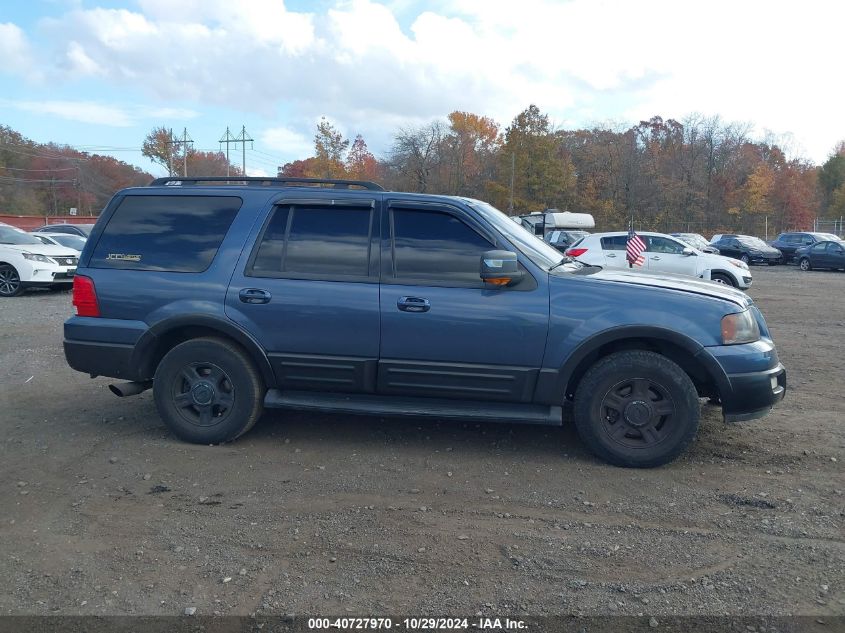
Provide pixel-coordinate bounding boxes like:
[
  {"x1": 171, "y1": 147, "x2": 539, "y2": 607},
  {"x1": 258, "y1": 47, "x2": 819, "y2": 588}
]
[{"x1": 813, "y1": 217, "x2": 845, "y2": 237}]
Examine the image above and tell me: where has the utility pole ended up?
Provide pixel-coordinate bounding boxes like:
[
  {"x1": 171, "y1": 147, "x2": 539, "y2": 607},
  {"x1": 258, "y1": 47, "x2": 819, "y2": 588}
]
[
  {"x1": 164, "y1": 128, "x2": 177, "y2": 177},
  {"x1": 219, "y1": 127, "x2": 238, "y2": 177},
  {"x1": 235, "y1": 125, "x2": 254, "y2": 176},
  {"x1": 507, "y1": 152, "x2": 515, "y2": 214},
  {"x1": 178, "y1": 128, "x2": 194, "y2": 177}
]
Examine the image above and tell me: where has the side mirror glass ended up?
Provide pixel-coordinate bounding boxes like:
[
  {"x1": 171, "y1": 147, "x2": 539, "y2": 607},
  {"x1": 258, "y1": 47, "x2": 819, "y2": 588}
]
[{"x1": 480, "y1": 250, "x2": 523, "y2": 287}]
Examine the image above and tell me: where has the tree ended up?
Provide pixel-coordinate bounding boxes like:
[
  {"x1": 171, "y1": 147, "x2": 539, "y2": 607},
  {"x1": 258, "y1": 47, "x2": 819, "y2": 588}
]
[
  {"x1": 313, "y1": 117, "x2": 349, "y2": 179},
  {"x1": 346, "y1": 135, "x2": 379, "y2": 181},
  {"x1": 442, "y1": 111, "x2": 500, "y2": 197},
  {"x1": 142, "y1": 126, "x2": 177, "y2": 175},
  {"x1": 388, "y1": 122, "x2": 445, "y2": 193},
  {"x1": 496, "y1": 105, "x2": 576, "y2": 212},
  {"x1": 818, "y1": 143, "x2": 845, "y2": 213}
]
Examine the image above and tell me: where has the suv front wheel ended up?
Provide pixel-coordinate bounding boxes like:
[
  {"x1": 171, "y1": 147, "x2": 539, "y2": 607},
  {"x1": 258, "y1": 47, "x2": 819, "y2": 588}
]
[
  {"x1": 153, "y1": 337, "x2": 264, "y2": 444},
  {"x1": 573, "y1": 350, "x2": 700, "y2": 467}
]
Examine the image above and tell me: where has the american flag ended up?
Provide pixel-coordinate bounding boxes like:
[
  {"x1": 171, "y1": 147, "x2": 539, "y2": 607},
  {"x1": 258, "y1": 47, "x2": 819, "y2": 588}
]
[{"x1": 626, "y1": 225, "x2": 646, "y2": 267}]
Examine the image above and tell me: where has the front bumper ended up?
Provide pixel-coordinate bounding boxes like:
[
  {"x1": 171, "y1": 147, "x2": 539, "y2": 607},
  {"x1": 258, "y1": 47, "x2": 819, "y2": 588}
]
[
  {"x1": 722, "y1": 363, "x2": 786, "y2": 422},
  {"x1": 19, "y1": 260, "x2": 76, "y2": 285},
  {"x1": 748, "y1": 254, "x2": 781, "y2": 265}
]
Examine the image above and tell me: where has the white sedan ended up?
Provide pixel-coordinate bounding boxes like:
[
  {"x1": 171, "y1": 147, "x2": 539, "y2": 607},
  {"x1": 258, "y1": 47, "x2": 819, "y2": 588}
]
[
  {"x1": 565, "y1": 231, "x2": 753, "y2": 289},
  {"x1": 0, "y1": 224, "x2": 79, "y2": 297}
]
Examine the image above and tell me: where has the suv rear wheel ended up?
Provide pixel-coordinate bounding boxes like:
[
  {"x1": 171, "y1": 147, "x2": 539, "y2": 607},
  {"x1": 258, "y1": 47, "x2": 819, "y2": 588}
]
[
  {"x1": 573, "y1": 350, "x2": 700, "y2": 467},
  {"x1": 153, "y1": 337, "x2": 264, "y2": 444}
]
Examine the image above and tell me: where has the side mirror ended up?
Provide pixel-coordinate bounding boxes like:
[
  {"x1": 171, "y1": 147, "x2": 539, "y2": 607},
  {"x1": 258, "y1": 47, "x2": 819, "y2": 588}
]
[
  {"x1": 480, "y1": 250, "x2": 523, "y2": 287},
  {"x1": 682, "y1": 247, "x2": 695, "y2": 256}
]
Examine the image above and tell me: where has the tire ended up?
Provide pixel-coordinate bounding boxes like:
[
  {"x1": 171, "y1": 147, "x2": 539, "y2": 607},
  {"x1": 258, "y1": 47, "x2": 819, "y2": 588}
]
[
  {"x1": 573, "y1": 350, "x2": 700, "y2": 468},
  {"x1": 153, "y1": 337, "x2": 264, "y2": 444},
  {"x1": 740, "y1": 254, "x2": 750, "y2": 265},
  {"x1": 710, "y1": 272, "x2": 736, "y2": 287},
  {"x1": 0, "y1": 264, "x2": 24, "y2": 297},
  {"x1": 799, "y1": 257, "x2": 811, "y2": 271}
]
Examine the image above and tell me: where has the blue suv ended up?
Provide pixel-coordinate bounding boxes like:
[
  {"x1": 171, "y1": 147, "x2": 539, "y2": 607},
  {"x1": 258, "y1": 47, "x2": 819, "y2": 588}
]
[{"x1": 63, "y1": 177, "x2": 786, "y2": 467}]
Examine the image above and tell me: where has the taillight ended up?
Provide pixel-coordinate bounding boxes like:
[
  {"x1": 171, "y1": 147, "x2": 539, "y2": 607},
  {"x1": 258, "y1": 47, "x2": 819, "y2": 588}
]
[
  {"x1": 72, "y1": 275, "x2": 100, "y2": 317},
  {"x1": 566, "y1": 247, "x2": 588, "y2": 257}
]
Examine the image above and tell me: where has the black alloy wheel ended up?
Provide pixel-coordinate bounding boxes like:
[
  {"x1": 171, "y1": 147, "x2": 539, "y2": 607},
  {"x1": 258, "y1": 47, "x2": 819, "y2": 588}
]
[
  {"x1": 0, "y1": 265, "x2": 22, "y2": 297},
  {"x1": 573, "y1": 350, "x2": 700, "y2": 467},
  {"x1": 153, "y1": 337, "x2": 264, "y2": 444}
]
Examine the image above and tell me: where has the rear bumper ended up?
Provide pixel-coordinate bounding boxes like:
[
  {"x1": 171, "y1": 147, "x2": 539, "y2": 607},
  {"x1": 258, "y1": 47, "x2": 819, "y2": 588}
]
[
  {"x1": 64, "y1": 339, "x2": 136, "y2": 379},
  {"x1": 64, "y1": 316, "x2": 149, "y2": 380}
]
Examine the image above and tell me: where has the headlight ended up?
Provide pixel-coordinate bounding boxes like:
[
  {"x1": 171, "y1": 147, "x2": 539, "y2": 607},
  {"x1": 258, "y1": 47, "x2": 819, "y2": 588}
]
[
  {"x1": 727, "y1": 259, "x2": 749, "y2": 270},
  {"x1": 22, "y1": 252, "x2": 55, "y2": 264},
  {"x1": 721, "y1": 310, "x2": 760, "y2": 345}
]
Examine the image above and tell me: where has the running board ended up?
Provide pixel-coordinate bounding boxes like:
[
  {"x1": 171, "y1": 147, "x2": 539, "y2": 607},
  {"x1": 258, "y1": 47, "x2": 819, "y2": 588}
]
[{"x1": 264, "y1": 390, "x2": 563, "y2": 426}]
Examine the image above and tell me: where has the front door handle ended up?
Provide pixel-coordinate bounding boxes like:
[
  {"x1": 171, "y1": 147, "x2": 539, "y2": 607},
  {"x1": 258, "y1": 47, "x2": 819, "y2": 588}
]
[
  {"x1": 397, "y1": 296, "x2": 430, "y2": 313},
  {"x1": 606, "y1": 253, "x2": 617, "y2": 258},
  {"x1": 239, "y1": 288, "x2": 272, "y2": 304},
  {"x1": 650, "y1": 256, "x2": 661, "y2": 260}
]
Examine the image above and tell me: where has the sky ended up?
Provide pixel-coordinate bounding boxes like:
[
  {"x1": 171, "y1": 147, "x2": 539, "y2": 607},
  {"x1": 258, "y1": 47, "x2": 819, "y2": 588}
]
[{"x1": 1, "y1": 0, "x2": 843, "y2": 177}]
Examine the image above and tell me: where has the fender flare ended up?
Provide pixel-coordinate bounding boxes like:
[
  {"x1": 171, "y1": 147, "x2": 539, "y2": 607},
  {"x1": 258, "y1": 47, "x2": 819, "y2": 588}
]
[
  {"x1": 130, "y1": 314, "x2": 275, "y2": 385},
  {"x1": 535, "y1": 325, "x2": 730, "y2": 403}
]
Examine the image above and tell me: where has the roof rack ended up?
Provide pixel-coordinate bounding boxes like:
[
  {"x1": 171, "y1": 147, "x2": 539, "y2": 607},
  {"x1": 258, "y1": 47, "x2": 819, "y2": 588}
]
[{"x1": 148, "y1": 176, "x2": 385, "y2": 191}]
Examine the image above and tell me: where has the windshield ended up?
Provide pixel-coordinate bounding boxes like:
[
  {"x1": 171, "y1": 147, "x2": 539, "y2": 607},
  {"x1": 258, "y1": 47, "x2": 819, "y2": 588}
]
[
  {"x1": 50, "y1": 234, "x2": 86, "y2": 250},
  {"x1": 0, "y1": 226, "x2": 43, "y2": 245},
  {"x1": 677, "y1": 234, "x2": 708, "y2": 250},
  {"x1": 738, "y1": 236, "x2": 769, "y2": 248},
  {"x1": 464, "y1": 199, "x2": 566, "y2": 270}
]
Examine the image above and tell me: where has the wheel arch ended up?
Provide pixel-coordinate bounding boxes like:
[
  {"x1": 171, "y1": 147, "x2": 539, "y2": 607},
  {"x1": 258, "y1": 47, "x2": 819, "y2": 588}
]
[
  {"x1": 537, "y1": 326, "x2": 726, "y2": 404},
  {"x1": 130, "y1": 315, "x2": 275, "y2": 386}
]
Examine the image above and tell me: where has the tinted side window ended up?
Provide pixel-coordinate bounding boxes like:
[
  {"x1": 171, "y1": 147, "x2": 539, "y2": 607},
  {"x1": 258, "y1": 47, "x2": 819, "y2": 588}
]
[
  {"x1": 90, "y1": 195, "x2": 241, "y2": 272},
  {"x1": 829, "y1": 242, "x2": 845, "y2": 254},
  {"x1": 647, "y1": 236, "x2": 685, "y2": 254},
  {"x1": 811, "y1": 243, "x2": 826, "y2": 253},
  {"x1": 250, "y1": 205, "x2": 372, "y2": 278},
  {"x1": 601, "y1": 236, "x2": 628, "y2": 251},
  {"x1": 391, "y1": 209, "x2": 492, "y2": 283}
]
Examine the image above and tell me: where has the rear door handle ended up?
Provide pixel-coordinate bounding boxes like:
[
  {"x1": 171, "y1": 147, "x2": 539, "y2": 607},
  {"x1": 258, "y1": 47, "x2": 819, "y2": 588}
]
[
  {"x1": 650, "y1": 256, "x2": 661, "y2": 260},
  {"x1": 397, "y1": 296, "x2": 430, "y2": 313},
  {"x1": 606, "y1": 253, "x2": 617, "y2": 258},
  {"x1": 239, "y1": 288, "x2": 272, "y2": 304}
]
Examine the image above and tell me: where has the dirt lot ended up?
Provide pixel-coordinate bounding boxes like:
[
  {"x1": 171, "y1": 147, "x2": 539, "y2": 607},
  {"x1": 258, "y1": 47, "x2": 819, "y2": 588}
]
[{"x1": 0, "y1": 266, "x2": 842, "y2": 622}]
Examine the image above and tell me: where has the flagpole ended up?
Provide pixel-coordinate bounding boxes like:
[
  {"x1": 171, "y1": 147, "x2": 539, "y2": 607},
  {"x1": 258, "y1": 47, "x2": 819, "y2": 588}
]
[{"x1": 628, "y1": 213, "x2": 633, "y2": 269}]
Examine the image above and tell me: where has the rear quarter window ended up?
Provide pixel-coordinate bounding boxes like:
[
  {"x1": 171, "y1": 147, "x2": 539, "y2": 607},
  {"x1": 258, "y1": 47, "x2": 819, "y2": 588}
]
[{"x1": 89, "y1": 195, "x2": 242, "y2": 272}]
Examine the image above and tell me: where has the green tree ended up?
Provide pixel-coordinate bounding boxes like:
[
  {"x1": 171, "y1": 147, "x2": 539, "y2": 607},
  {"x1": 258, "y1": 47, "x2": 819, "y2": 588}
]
[{"x1": 313, "y1": 117, "x2": 349, "y2": 179}]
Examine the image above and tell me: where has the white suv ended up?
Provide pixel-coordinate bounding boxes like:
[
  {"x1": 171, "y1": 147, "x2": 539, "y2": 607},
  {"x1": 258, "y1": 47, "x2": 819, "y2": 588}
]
[
  {"x1": 0, "y1": 224, "x2": 79, "y2": 297},
  {"x1": 566, "y1": 231, "x2": 752, "y2": 289}
]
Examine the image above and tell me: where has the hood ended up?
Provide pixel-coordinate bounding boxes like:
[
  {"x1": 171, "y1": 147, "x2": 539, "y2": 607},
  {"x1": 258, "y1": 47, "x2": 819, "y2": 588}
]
[
  {"x1": 0, "y1": 243, "x2": 79, "y2": 257},
  {"x1": 582, "y1": 268, "x2": 751, "y2": 307}
]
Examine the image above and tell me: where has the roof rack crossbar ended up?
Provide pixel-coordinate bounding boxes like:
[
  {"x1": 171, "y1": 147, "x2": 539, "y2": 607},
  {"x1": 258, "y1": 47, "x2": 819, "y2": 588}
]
[{"x1": 148, "y1": 176, "x2": 385, "y2": 191}]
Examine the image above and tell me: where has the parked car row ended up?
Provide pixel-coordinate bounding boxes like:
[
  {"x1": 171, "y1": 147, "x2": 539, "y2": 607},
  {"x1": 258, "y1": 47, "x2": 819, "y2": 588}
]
[
  {"x1": 0, "y1": 223, "x2": 82, "y2": 297},
  {"x1": 565, "y1": 232, "x2": 752, "y2": 288}
]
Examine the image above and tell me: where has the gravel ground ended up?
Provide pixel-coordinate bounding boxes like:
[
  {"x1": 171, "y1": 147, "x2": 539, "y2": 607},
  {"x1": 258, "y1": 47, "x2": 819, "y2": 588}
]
[{"x1": 0, "y1": 266, "x2": 842, "y2": 622}]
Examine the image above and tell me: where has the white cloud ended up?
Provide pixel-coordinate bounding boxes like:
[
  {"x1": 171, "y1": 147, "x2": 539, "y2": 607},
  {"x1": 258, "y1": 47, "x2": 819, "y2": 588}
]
[
  {"x1": 0, "y1": 99, "x2": 199, "y2": 127},
  {"x1": 261, "y1": 125, "x2": 313, "y2": 158},
  {"x1": 8, "y1": 0, "x2": 845, "y2": 163},
  {"x1": 0, "y1": 22, "x2": 35, "y2": 76}
]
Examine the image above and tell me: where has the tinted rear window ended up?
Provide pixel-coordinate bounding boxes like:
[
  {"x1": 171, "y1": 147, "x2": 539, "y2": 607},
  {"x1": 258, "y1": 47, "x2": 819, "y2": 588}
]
[
  {"x1": 250, "y1": 204, "x2": 373, "y2": 278},
  {"x1": 90, "y1": 195, "x2": 241, "y2": 272}
]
